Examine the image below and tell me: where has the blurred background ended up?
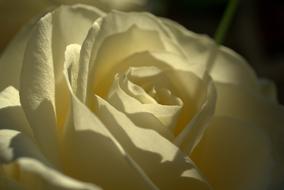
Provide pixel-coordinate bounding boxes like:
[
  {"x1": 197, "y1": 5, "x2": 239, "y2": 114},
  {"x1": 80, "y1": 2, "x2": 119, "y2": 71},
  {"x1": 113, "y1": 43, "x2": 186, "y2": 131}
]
[{"x1": 0, "y1": 0, "x2": 283, "y2": 104}]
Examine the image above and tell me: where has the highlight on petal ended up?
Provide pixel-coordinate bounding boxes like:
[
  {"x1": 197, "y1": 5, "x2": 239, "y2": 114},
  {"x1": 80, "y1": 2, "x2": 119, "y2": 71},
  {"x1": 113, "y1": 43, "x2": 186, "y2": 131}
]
[
  {"x1": 192, "y1": 116, "x2": 274, "y2": 190},
  {"x1": 18, "y1": 4, "x2": 104, "y2": 166},
  {"x1": 0, "y1": 129, "x2": 48, "y2": 165},
  {"x1": 0, "y1": 86, "x2": 33, "y2": 137},
  {"x1": 19, "y1": 12, "x2": 59, "y2": 166},
  {"x1": 107, "y1": 69, "x2": 180, "y2": 140},
  {"x1": 94, "y1": 95, "x2": 212, "y2": 190},
  {"x1": 76, "y1": 19, "x2": 102, "y2": 103},
  {"x1": 50, "y1": 4, "x2": 105, "y2": 81}
]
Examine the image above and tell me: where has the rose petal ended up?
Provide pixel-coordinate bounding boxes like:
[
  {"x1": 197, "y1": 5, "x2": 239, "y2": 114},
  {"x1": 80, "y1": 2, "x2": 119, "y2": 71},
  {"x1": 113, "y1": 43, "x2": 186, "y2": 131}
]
[
  {"x1": 0, "y1": 128, "x2": 101, "y2": 189},
  {"x1": 50, "y1": 5, "x2": 105, "y2": 82},
  {"x1": 89, "y1": 50, "x2": 212, "y2": 135},
  {"x1": 162, "y1": 19, "x2": 259, "y2": 91},
  {"x1": 76, "y1": 20, "x2": 102, "y2": 102},
  {"x1": 62, "y1": 87, "x2": 159, "y2": 190},
  {"x1": 87, "y1": 10, "x2": 186, "y2": 98},
  {"x1": 0, "y1": 86, "x2": 33, "y2": 137},
  {"x1": 214, "y1": 82, "x2": 284, "y2": 186},
  {"x1": 174, "y1": 80, "x2": 216, "y2": 154},
  {"x1": 107, "y1": 71, "x2": 180, "y2": 139},
  {"x1": 19, "y1": 5, "x2": 104, "y2": 166},
  {"x1": 192, "y1": 116, "x2": 273, "y2": 190},
  {"x1": 94, "y1": 95, "x2": 211, "y2": 190},
  {"x1": 19, "y1": 12, "x2": 59, "y2": 166},
  {"x1": 0, "y1": 129, "x2": 48, "y2": 165}
]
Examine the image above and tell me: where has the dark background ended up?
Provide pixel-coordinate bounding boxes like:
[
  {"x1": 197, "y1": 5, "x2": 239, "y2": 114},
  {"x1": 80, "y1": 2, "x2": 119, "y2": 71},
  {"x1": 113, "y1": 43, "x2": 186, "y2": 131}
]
[{"x1": 146, "y1": 0, "x2": 284, "y2": 104}]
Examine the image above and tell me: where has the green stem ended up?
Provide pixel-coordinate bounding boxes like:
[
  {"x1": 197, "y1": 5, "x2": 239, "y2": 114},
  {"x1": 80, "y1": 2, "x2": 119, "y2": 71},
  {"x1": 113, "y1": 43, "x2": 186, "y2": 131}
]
[
  {"x1": 205, "y1": 0, "x2": 239, "y2": 74},
  {"x1": 214, "y1": 0, "x2": 239, "y2": 45}
]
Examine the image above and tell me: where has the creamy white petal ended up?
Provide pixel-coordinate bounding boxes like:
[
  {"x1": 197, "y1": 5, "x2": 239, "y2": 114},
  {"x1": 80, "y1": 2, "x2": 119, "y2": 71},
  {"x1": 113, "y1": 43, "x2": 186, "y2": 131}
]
[
  {"x1": 76, "y1": 20, "x2": 102, "y2": 102},
  {"x1": 19, "y1": 12, "x2": 59, "y2": 166},
  {"x1": 0, "y1": 128, "x2": 101, "y2": 189},
  {"x1": 55, "y1": 44, "x2": 81, "y2": 131},
  {"x1": 19, "y1": 5, "x2": 104, "y2": 165},
  {"x1": 107, "y1": 72, "x2": 176, "y2": 139},
  {"x1": 94, "y1": 95, "x2": 212, "y2": 190},
  {"x1": 0, "y1": 86, "x2": 33, "y2": 137},
  {"x1": 50, "y1": 5, "x2": 104, "y2": 127},
  {"x1": 50, "y1": 4, "x2": 105, "y2": 82},
  {"x1": 62, "y1": 90, "x2": 159, "y2": 190},
  {"x1": 87, "y1": 10, "x2": 185, "y2": 99},
  {"x1": 0, "y1": 129, "x2": 48, "y2": 165},
  {"x1": 192, "y1": 116, "x2": 273, "y2": 190},
  {"x1": 174, "y1": 80, "x2": 216, "y2": 154},
  {"x1": 89, "y1": 50, "x2": 212, "y2": 136},
  {"x1": 162, "y1": 18, "x2": 260, "y2": 91},
  {"x1": 214, "y1": 82, "x2": 284, "y2": 187}
]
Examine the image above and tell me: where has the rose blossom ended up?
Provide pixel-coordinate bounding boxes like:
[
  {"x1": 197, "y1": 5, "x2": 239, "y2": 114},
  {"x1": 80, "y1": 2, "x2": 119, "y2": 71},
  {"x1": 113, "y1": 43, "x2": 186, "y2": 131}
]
[{"x1": 0, "y1": 4, "x2": 283, "y2": 190}]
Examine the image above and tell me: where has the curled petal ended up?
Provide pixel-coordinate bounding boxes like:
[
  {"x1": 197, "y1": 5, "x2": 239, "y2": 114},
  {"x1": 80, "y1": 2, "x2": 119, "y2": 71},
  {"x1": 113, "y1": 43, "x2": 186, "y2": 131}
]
[
  {"x1": 62, "y1": 69, "x2": 159, "y2": 190},
  {"x1": 87, "y1": 10, "x2": 186, "y2": 98}
]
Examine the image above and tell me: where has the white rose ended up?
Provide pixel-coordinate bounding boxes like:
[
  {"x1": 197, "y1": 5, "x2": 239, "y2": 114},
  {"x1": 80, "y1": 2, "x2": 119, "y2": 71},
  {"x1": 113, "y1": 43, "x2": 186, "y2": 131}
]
[{"x1": 0, "y1": 4, "x2": 283, "y2": 190}]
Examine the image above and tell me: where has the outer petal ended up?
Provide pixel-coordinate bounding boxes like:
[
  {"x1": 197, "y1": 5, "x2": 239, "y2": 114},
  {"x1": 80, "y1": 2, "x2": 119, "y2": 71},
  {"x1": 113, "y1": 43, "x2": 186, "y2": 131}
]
[
  {"x1": 19, "y1": 12, "x2": 59, "y2": 166},
  {"x1": 162, "y1": 18, "x2": 260, "y2": 91},
  {"x1": 0, "y1": 128, "x2": 101, "y2": 190},
  {"x1": 94, "y1": 95, "x2": 212, "y2": 190},
  {"x1": 19, "y1": 5, "x2": 105, "y2": 166},
  {"x1": 0, "y1": 86, "x2": 33, "y2": 137},
  {"x1": 214, "y1": 82, "x2": 284, "y2": 187},
  {"x1": 0, "y1": 129, "x2": 48, "y2": 165},
  {"x1": 192, "y1": 116, "x2": 273, "y2": 190}
]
